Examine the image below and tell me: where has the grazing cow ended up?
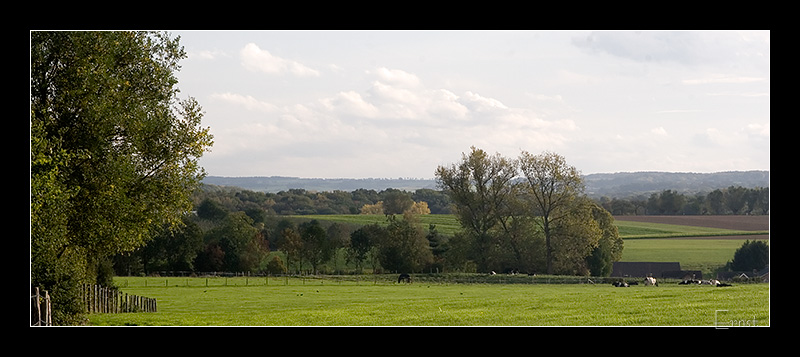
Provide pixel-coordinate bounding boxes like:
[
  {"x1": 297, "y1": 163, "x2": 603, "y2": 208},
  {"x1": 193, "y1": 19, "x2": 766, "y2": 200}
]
[
  {"x1": 398, "y1": 273, "x2": 411, "y2": 284},
  {"x1": 644, "y1": 276, "x2": 658, "y2": 286}
]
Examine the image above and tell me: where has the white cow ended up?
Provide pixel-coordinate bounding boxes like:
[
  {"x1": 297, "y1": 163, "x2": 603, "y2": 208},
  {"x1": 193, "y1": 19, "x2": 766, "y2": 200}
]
[{"x1": 644, "y1": 276, "x2": 658, "y2": 286}]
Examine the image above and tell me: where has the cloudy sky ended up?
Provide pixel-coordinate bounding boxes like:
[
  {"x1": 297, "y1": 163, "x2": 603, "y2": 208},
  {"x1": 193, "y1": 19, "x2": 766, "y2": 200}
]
[{"x1": 172, "y1": 30, "x2": 770, "y2": 179}]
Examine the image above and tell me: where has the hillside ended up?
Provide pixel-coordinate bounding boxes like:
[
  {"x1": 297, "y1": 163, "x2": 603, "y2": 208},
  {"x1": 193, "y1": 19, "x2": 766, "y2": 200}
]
[
  {"x1": 201, "y1": 176, "x2": 439, "y2": 193},
  {"x1": 202, "y1": 170, "x2": 769, "y2": 197},
  {"x1": 582, "y1": 170, "x2": 769, "y2": 198}
]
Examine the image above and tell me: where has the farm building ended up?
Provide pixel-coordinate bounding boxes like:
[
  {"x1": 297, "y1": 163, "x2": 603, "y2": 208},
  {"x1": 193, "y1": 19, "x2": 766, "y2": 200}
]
[
  {"x1": 716, "y1": 264, "x2": 769, "y2": 282},
  {"x1": 610, "y1": 262, "x2": 701, "y2": 279}
]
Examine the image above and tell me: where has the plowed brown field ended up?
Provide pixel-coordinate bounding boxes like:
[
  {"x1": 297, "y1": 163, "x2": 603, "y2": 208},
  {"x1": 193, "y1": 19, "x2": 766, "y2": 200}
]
[{"x1": 613, "y1": 215, "x2": 769, "y2": 240}]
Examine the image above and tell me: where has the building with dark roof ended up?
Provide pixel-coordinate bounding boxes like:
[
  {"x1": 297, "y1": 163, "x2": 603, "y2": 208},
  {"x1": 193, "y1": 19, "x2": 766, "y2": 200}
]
[{"x1": 611, "y1": 262, "x2": 683, "y2": 278}]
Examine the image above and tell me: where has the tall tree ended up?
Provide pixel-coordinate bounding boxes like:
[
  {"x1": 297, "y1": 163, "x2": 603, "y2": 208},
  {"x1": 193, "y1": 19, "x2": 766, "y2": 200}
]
[
  {"x1": 549, "y1": 198, "x2": 602, "y2": 275},
  {"x1": 518, "y1": 151, "x2": 585, "y2": 274},
  {"x1": 377, "y1": 214, "x2": 434, "y2": 273},
  {"x1": 347, "y1": 224, "x2": 383, "y2": 273},
  {"x1": 586, "y1": 201, "x2": 623, "y2": 276},
  {"x1": 381, "y1": 189, "x2": 414, "y2": 215},
  {"x1": 31, "y1": 31, "x2": 213, "y2": 324},
  {"x1": 299, "y1": 220, "x2": 330, "y2": 274},
  {"x1": 728, "y1": 240, "x2": 769, "y2": 272},
  {"x1": 326, "y1": 222, "x2": 351, "y2": 274},
  {"x1": 207, "y1": 212, "x2": 265, "y2": 272},
  {"x1": 435, "y1": 147, "x2": 517, "y2": 272}
]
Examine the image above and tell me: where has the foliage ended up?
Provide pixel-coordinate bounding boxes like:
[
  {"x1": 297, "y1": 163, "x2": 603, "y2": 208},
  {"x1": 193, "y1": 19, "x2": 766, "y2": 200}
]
[
  {"x1": 727, "y1": 240, "x2": 769, "y2": 272},
  {"x1": 347, "y1": 224, "x2": 383, "y2": 273},
  {"x1": 360, "y1": 201, "x2": 384, "y2": 214},
  {"x1": 597, "y1": 186, "x2": 769, "y2": 215},
  {"x1": 435, "y1": 147, "x2": 518, "y2": 272},
  {"x1": 377, "y1": 214, "x2": 434, "y2": 273},
  {"x1": 435, "y1": 148, "x2": 614, "y2": 275},
  {"x1": 30, "y1": 31, "x2": 212, "y2": 324},
  {"x1": 381, "y1": 189, "x2": 415, "y2": 215},
  {"x1": 265, "y1": 255, "x2": 287, "y2": 274},
  {"x1": 299, "y1": 220, "x2": 331, "y2": 274}
]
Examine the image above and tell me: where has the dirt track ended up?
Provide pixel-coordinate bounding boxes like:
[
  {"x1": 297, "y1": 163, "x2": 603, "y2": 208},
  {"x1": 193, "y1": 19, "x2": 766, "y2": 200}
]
[{"x1": 613, "y1": 215, "x2": 769, "y2": 231}]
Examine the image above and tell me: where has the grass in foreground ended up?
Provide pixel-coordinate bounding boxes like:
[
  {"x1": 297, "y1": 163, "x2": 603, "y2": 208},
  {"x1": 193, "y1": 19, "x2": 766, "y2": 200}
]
[{"x1": 88, "y1": 280, "x2": 768, "y2": 327}]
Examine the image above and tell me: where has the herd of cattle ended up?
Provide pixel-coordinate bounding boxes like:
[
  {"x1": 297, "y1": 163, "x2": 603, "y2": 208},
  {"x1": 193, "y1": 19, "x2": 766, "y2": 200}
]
[
  {"x1": 397, "y1": 273, "x2": 733, "y2": 287},
  {"x1": 612, "y1": 276, "x2": 732, "y2": 287}
]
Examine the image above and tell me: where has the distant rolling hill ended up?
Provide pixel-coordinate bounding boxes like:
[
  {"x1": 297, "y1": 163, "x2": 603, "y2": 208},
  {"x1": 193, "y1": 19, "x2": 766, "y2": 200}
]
[
  {"x1": 581, "y1": 170, "x2": 769, "y2": 198},
  {"x1": 201, "y1": 176, "x2": 439, "y2": 193},
  {"x1": 202, "y1": 170, "x2": 769, "y2": 197}
]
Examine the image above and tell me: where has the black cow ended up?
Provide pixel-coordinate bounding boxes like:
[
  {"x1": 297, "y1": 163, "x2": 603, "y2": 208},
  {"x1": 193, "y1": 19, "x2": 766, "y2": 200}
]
[
  {"x1": 612, "y1": 281, "x2": 628, "y2": 287},
  {"x1": 398, "y1": 273, "x2": 411, "y2": 284}
]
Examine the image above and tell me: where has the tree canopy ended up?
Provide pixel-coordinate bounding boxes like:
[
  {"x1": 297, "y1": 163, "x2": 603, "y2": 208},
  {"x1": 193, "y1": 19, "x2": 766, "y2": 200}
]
[
  {"x1": 31, "y1": 31, "x2": 213, "y2": 324},
  {"x1": 436, "y1": 147, "x2": 620, "y2": 275}
]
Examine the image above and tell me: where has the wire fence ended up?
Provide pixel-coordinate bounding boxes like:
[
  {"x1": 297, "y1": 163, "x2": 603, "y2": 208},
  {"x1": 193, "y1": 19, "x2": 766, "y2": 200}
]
[{"x1": 113, "y1": 272, "x2": 647, "y2": 288}]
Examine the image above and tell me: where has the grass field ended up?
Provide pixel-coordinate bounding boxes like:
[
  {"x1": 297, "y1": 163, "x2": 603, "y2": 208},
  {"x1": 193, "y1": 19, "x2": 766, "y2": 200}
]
[
  {"x1": 87, "y1": 214, "x2": 769, "y2": 327},
  {"x1": 88, "y1": 277, "x2": 769, "y2": 326},
  {"x1": 296, "y1": 214, "x2": 768, "y2": 239}
]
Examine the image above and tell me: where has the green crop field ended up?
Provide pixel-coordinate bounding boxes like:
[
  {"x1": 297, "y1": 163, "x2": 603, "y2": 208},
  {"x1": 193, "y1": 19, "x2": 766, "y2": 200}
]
[{"x1": 88, "y1": 277, "x2": 768, "y2": 326}]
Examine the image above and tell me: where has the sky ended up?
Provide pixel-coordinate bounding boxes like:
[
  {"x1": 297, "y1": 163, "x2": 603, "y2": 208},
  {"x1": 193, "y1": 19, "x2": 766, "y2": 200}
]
[{"x1": 171, "y1": 30, "x2": 770, "y2": 179}]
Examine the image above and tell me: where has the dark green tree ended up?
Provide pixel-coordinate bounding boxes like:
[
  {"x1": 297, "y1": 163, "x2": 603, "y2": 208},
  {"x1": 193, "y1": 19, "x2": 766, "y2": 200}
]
[
  {"x1": 347, "y1": 224, "x2": 384, "y2": 273},
  {"x1": 326, "y1": 222, "x2": 351, "y2": 273},
  {"x1": 728, "y1": 240, "x2": 769, "y2": 272},
  {"x1": 31, "y1": 31, "x2": 212, "y2": 324},
  {"x1": 138, "y1": 216, "x2": 204, "y2": 274},
  {"x1": 299, "y1": 220, "x2": 330, "y2": 274},
  {"x1": 197, "y1": 198, "x2": 229, "y2": 221},
  {"x1": 377, "y1": 214, "x2": 434, "y2": 273},
  {"x1": 381, "y1": 189, "x2": 415, "y2": 215},
  {"x1": 205, "y1": 212, "x2": 266, "y2": 272}
]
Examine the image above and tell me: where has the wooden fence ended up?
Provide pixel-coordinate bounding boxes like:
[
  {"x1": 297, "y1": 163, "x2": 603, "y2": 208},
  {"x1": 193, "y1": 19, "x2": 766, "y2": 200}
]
[
  {"x1": 31, "y1": 287, "x2": 52, "y2": 326},
  {"x1": 82, "y1": 284, "x2": 157, "y2": 313}
]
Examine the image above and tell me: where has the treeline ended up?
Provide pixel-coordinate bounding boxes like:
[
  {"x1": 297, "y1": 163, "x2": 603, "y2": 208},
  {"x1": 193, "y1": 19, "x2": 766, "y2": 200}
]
[
  {"x1": 195, "y1": 182, "x2": 768, "y2": 218},
  {"x1": 112, "y1": 186, "x2": 453, "y2": 276},
  {"x1": 194, "y1": 185, "x2": 454, "y2": 216},
  {"x1": 595, "y1": 186, "x2": 769, "y2": 216},
  {"x1": 111, "y1": 171, "x2": 768, "y2": 278},
  {"x1": 112, "y1": 207, "x2": 444, "y2": 277}
]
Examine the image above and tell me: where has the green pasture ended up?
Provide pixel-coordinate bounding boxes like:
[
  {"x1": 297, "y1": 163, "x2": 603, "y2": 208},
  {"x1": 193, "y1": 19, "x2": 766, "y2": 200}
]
[
  {"x1": 291, "y1": 214, "x2": 768, "y2": 278},
  {"x1": 86, "y1": 215, "x2": 769, "y2": 326},
  {"x1": 614, "y1": 220, "x2": 767, "y2": 239},
  {"x1": 88, "y1": 277, "x2": 769, "y2": 326},
  {"x1": 296, "y1": 214, "x2": 767, "y2": 239}
]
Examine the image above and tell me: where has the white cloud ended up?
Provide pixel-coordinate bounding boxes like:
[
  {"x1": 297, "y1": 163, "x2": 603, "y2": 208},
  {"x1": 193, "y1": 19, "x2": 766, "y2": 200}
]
[
  {"x1": 176, "y1": 31, "x2": 769, "y2": 178},
  {"x1": 210, "y1": 92, "x2": 279, "y2": 113},
  {"x1": 651, "y1": 127, "x2": 668, "y2": 136},
  {"x1": 745, "y1": 123, "x2": 769, "y2": 138},
  {"x1": 462, "y1": 91, "x2": 509, "y2": 112},
  {"x1": 240, "y1": 43, "x2": 320, "y2": 77},
  {"x1": 320, "y1": 90, "x2": 380, "y2": 118},
  {"x1": 370, "y1": 67, "x2": 421, "y2": 88},
  {"x1": 682, "y1": 76, "x2": 766, "y2": 85},
  {"x1": 193, "y1": 49, "x2": 228, "y2": 60}
]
